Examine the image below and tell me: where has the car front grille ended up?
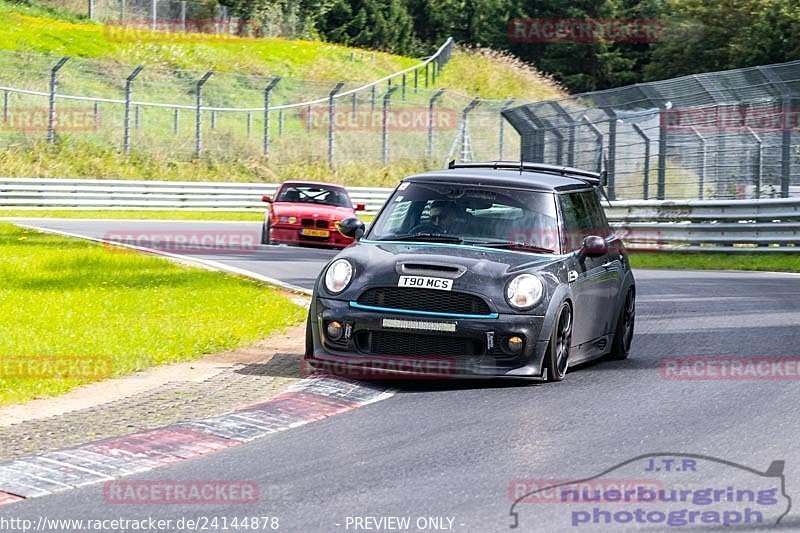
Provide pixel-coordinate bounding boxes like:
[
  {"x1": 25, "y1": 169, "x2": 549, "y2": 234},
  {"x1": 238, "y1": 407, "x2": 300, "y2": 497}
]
[
  {"x1": 356, "y1": 287, "x2": 491, "y2": 316},
  {"x1": 355, "y1": 330, "x2": 481, "y2": 357},
  {"x1": 301, "y1": 218, "x2": 329, "y2": 228}
]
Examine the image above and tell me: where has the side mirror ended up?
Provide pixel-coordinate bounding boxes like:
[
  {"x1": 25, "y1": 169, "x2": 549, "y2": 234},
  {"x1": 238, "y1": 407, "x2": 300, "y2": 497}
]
[
  {"x1": 355, "y1": 203, "x2": 366, "y2": 212},
  {"x1": 338, "y1": 217, "x2": 365, "y2": 240},
  {"x1": 580, "y1": 235, "x2": 608, "y2": 258},
  {"x1": 262, "y1": 195, "x2": 272, "y2": 203}
]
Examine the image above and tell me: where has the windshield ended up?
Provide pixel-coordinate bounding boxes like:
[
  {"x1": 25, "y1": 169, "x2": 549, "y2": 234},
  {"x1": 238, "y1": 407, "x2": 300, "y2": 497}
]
[
  {"x1": 367, "y1": 181, "x2": 560, "y2": 253},
  {"x1": 276, "y1": 185, "x2": 352, "y2": 208}
]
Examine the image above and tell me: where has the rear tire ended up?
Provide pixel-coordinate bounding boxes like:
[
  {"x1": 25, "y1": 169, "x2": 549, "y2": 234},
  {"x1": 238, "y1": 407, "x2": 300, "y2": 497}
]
[
  {"x1": 261, "y1": 219, "x2": 271, "y2": 245},
  {"x1": 608, "y1": 288, "x2": 635, "y2": 360},
  {"x1": 545, "y1": 302, "x2": 572, "y2": 382}
]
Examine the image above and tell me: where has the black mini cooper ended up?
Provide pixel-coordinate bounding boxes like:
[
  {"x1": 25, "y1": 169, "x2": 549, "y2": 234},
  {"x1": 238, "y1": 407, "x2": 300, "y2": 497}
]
[{"x1": 304, "y1": 162, "x2": 636, "y2": 382}]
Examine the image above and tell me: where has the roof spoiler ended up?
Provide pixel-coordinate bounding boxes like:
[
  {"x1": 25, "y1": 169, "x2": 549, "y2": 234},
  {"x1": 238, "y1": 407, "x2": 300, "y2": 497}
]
[{"x1": 447, "y1": 160, "x2": 602, "y2": 187}]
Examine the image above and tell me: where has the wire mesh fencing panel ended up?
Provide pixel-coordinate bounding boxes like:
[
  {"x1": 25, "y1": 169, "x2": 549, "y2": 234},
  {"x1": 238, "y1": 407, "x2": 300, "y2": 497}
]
[
  {"x1": 0, "y1": 39, "x2": 521, "y2": 173},
  {"x1": 504, "y1": 61, "x2": 800, "y2": 200}
]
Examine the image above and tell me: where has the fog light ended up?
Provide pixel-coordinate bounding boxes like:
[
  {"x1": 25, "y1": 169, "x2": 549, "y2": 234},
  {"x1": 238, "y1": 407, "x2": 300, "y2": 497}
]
[
  {"x1": 507, "y1": 336, "x2": 524, "y2": 354},
  {"x1": 326, "y1": 321, "x2": 343, "y2": 341}
]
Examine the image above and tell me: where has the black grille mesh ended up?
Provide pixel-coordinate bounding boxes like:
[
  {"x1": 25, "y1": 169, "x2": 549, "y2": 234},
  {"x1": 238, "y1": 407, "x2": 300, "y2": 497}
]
[
  {"x1": 357, "y1": 287, "x2": 491, "y2": 315},
  {"x1": 356, "y1": 331, "x2": 480, "y2": 356}
]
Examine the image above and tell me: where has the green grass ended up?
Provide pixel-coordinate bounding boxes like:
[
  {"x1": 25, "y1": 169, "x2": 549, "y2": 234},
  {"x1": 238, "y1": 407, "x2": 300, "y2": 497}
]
[
  {"x1": 0, "y1": 209, "x2": 266, "y2": 220},
  {"x1": 629, "y1": 252, "x2": 800, "y2": 273},
  {"x1": 0, "y1": 222, "x2": 305, "y2": 406}
]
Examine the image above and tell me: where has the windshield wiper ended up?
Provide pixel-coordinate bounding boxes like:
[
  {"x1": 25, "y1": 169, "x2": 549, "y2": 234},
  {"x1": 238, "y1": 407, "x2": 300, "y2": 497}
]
[
  {"x1": 379, "y1": 233, "x2": 464, "y2": 244},
  {"x1": 471, "y1": 240, "x2": 555, "y2": 254}
]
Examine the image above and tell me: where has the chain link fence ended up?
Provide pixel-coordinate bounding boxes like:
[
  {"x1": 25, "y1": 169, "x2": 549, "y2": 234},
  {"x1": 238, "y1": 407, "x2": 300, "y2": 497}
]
[
  {"x1": 504, "y1": 61, "x2": 800, "y2": 200},
  {"x1": 0, "y1": 38, "x2": 522, "y2": 170}
]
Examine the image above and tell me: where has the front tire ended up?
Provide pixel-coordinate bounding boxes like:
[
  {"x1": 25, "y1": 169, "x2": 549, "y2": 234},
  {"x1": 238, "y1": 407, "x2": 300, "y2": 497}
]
[
  {"x1": 261, "y1": 219, "x2": 271, "y2": 245},
  {"x1": 608, "y1": 288, "x2": 635, "y2": 360},
  {"x1": 545, "y1": 302, "x2": 572, "y2": 382}
]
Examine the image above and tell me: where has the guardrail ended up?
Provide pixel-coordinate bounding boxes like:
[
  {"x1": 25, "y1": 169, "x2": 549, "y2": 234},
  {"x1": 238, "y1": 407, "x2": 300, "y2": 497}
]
[{"x1": 1, "y1": 178, "x2": 797, "y2": 252}]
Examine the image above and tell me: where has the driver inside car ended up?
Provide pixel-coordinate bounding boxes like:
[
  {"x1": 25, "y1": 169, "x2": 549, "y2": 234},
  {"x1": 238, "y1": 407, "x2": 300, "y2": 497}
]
[{"x1": 428, "y1": 200, "x2": 469, "y2": 234}]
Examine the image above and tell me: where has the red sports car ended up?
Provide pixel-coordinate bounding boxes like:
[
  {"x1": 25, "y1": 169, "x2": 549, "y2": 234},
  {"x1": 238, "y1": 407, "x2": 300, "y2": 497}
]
[{"x1": 261, "y1": 181, "x2": 365, "y2": 248}]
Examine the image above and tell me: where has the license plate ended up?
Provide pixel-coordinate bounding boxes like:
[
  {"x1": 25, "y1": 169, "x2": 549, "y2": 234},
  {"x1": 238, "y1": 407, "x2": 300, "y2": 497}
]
[
  {"x1": 300, "y1": 229, "x2": 330, "y2": 237},
  {"x1": 398, "y1": 275, "x2": 453, "y2": 291},
  {"x1": 382, "y1": 318, "x2": 457, "y2": 333}
]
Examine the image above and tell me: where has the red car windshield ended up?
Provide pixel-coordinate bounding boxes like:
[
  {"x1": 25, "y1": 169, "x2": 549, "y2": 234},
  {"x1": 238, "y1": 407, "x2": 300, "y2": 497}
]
[{"x1": 277, "y1": 186, "x2": 352, "y2": 208}]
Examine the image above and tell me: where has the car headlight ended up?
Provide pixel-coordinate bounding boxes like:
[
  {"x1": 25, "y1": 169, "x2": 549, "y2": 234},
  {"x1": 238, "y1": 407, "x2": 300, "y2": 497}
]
[
  {"x1": 506, "y1": 274, "x2": 544, "y2": 310},
  {"x1": 278, "y1": 216, "x2": 297, "y2": 224},
  {"x1": 324, "y1": 259, "x2": 353, "y2": 293}
]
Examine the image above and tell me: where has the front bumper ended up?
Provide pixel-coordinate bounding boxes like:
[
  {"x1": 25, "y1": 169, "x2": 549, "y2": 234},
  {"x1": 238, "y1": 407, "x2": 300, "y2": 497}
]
[
  {"x1": 306, "y1": 297, "x2": 549, "y2": 379},
  {"x1": 271, "y1": 226, "x2": 353, "y2": 248}
]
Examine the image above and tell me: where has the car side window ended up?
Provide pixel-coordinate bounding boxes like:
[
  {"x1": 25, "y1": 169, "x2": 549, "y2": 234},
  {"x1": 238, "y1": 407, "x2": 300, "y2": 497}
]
[
  {"x1": 559, "y1": 192, "x2": 594, "y2": 251},
  {"x1": 581, "y1": 190, "x2": 611, "y2": 238}
]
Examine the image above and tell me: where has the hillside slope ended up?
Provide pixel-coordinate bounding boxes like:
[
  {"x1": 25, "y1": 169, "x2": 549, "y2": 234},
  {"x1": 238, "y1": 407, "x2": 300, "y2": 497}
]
[{"x1": 0, "y1": 0, "x2": 564, "y2": 186}]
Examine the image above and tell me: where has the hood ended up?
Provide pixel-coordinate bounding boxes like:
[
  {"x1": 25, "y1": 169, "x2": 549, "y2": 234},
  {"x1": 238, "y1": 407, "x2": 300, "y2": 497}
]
[
  {"x1": 321, "y1": 240, "x2": 563, "y2": 314},
  {"x1": 272, "y1": 202, "x2": 354, "y2": 220}
]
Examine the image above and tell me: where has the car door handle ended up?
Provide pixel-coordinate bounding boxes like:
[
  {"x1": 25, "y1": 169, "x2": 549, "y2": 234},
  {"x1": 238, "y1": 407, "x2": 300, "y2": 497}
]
[{"x1": 601, "y1": 261, "x2": 614, "y2": 269}]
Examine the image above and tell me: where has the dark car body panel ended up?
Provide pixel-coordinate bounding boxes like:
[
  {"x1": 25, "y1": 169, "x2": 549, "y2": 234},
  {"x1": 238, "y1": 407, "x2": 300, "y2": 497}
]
[{"x1": 304, "y1": 166, "x2": 635, "y2": 380}]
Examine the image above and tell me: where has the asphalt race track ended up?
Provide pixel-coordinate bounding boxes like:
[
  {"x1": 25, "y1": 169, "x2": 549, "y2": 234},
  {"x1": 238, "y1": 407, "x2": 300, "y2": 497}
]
[{"x1": 5, "y1": 219, "x2": 800, "y2": 532}]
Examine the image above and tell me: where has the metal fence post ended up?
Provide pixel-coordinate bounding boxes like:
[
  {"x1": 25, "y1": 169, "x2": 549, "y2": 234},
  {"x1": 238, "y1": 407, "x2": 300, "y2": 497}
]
[
  {"x1": 120, "y1": 0, "x2": 126, "y2": 21},
  {"x1": 689, "y1": 126, "x2": 707, "y2": 199},
  {"x1": 210, "y1": 110, "x2": 216, "y2": 129},
  {"x1": 3, "y1": 90, "x2": 8, "y2": 123},
  {"x1": 180, "y1": 0, "x2": 186, "y2": 32},
  {"x1": 425, "y1": 63, "x2": 429, "y2": 88},
  {"x1": 401, "y1": 73, "x2": 406, "y2": 100},
  {"x1": 632, "y1": 123, "x2": 651, "y2": 200},
  {"x1": 262, "y1": 77, "x2": 280, "y2": 156},
  {"x1": 581, "y1": 116, "x2": 603, "y2": 173},
  {"x1": 414, "y1": 69, "x2": 418, "y2": 93},
  {"x1": 195, "y1": 70, "x2": 213, "y2": 157},
  {"x1": 47, "y1": 57, "x2": 69, "y2": 144},
  {"x1": 459, "y1": 99, "x2": 480, "y2": 162},
  {"x1": 305, "y1": 104, "x2": 312, "y2": 132},
  {"x1": 135, "y1": 105, "x2": 141, "y2": 129},
  {"x1": 498, "y1": 99, "x2": 514, "y2": 160},
  {"x1": 328, "y1": 82, "x2": 345, "y2": 167},
  {"x1": 657, "y1": 105, "x2": 669, "y2": 200},
  {"x1": 151, "y1": 0, "x2": 157, "y2": 30},
  {"x1": 351, "y1": 92, "x2": 357, "y2": 114},
  {"x1": 173, "y1": 108, "x2": 179, "y2": 134},
  {"x1": 246, "y1": 112, "x2": 251, "y2": 137},
  {"x1": 370, "y1": 85, "x2": 376, "y2": 112},
  {"x1": 93, "y1": 102, "x2": 99, "y2": 131},
  {"x1": 122, "y1": 65, "x2": 143, "y2": 154},
  {"x1": 88, "y1": 0, "x2": 93, "y2": 19},
  {"x1": 547, "y1": 102, "x2": 576, "y2": 167},
  {"x1": 427, "y1": 89, "x2": 445, "y2": 159},
  {"x1": 381, "y1": 86, "x2": 399, "y2": 165},
  {"x1": 603, "y1": 109, "x2": 618, "y2": 200},
  {"x1": 746, "y1": 127, "x2": 763, "y2": 199},
  {"x1": 278, "y1": 110, "x2": 284, "y2": 136}
]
